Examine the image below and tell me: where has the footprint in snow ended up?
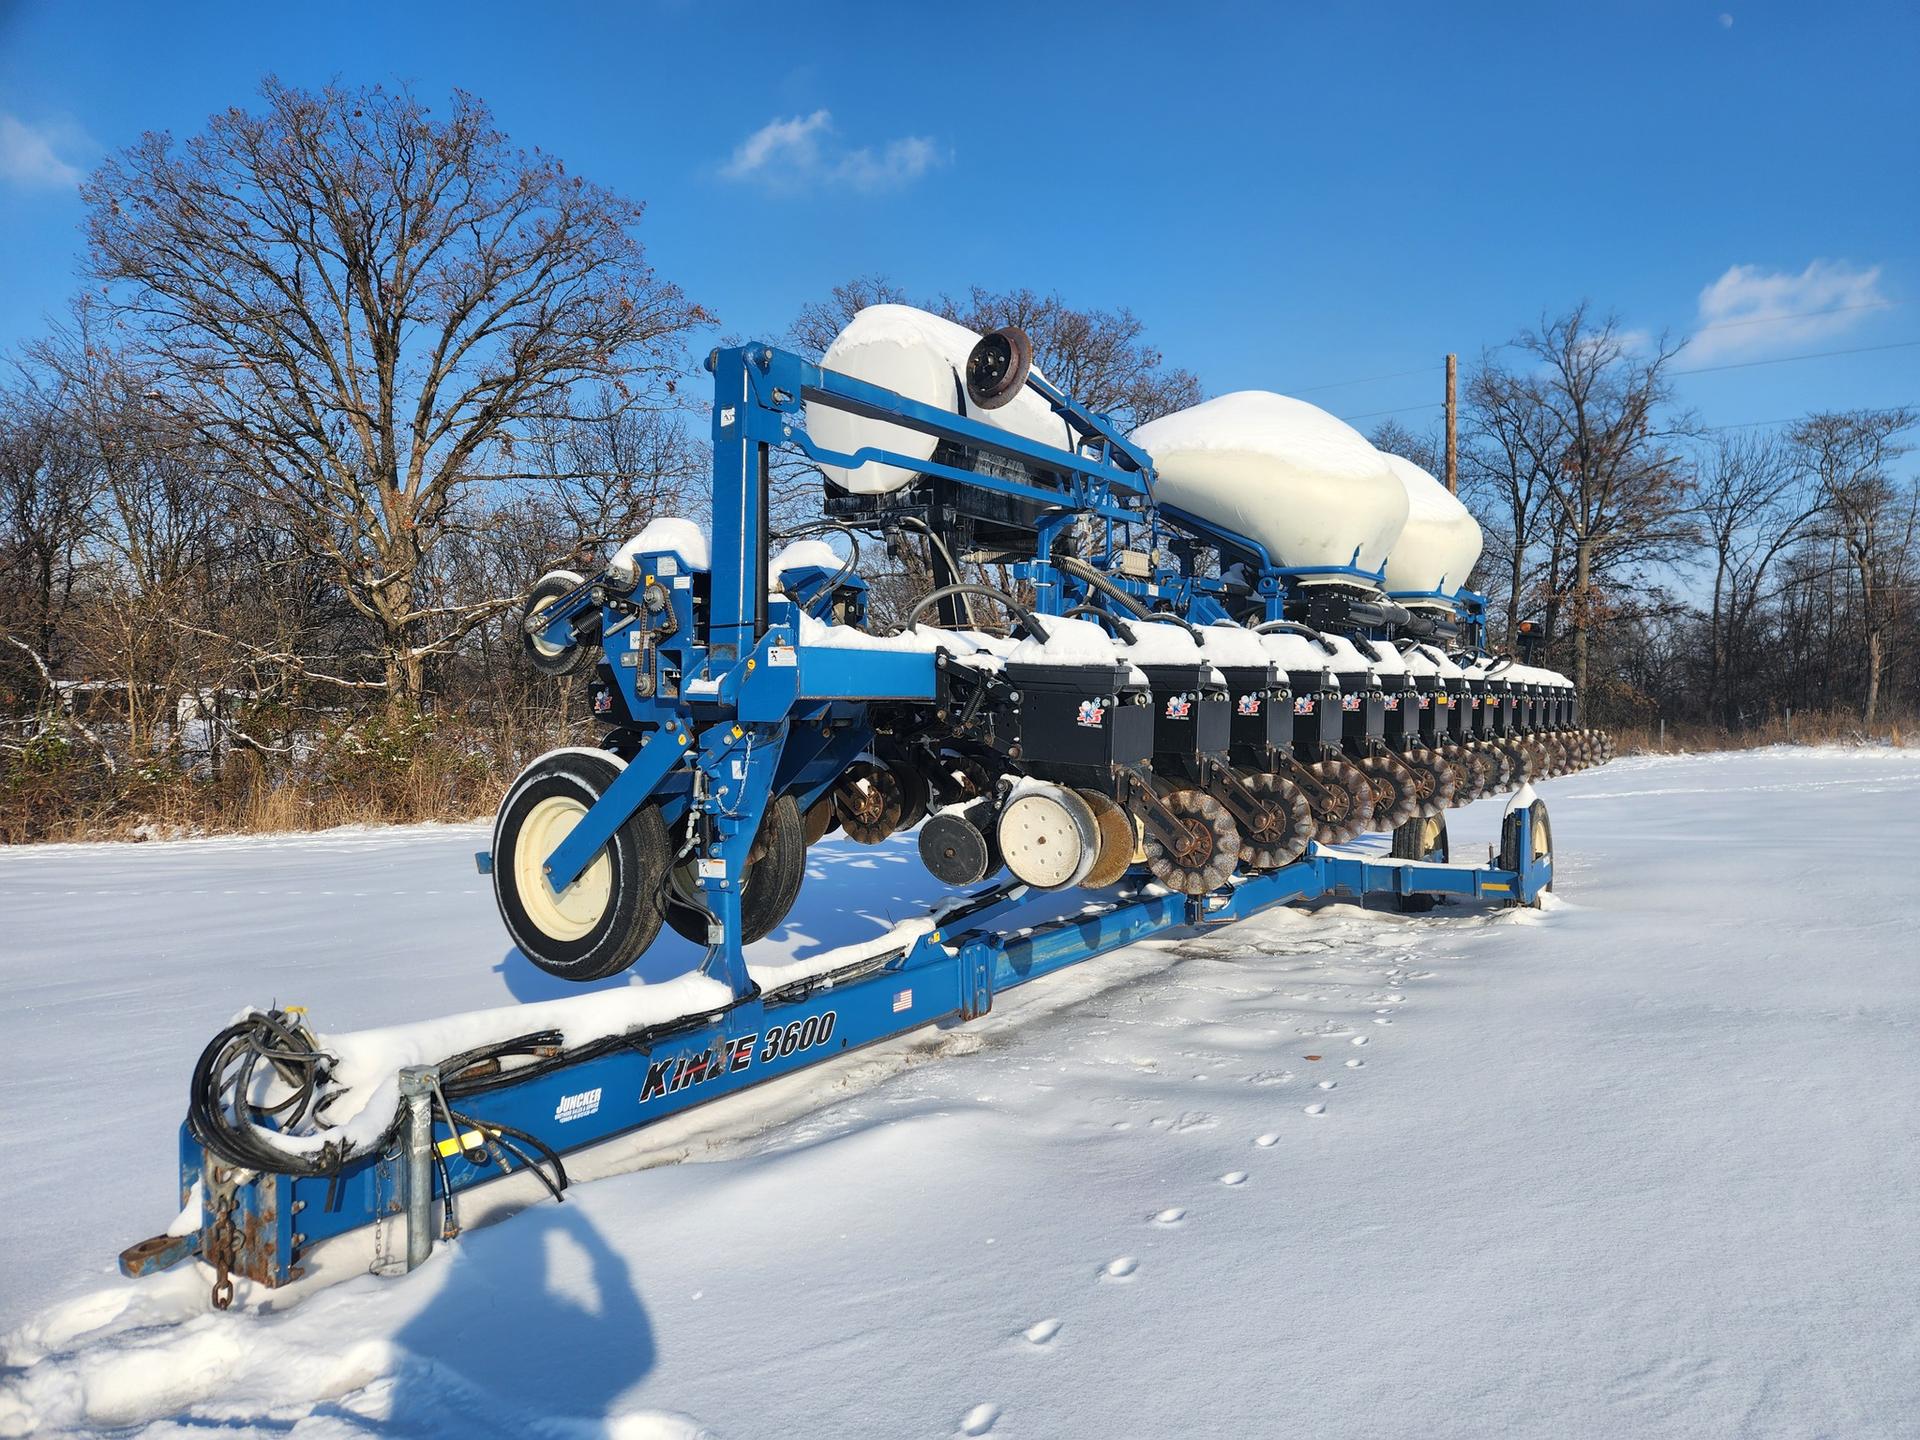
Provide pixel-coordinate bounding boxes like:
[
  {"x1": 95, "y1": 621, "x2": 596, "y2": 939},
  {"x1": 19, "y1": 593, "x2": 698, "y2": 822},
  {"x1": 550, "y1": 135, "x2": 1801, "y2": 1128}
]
[
  {"x1": 961, "y1": 1402, "x2": 1002, "y2": 1435},
  {"x1": 1023, "y1": 1318, "x2": 1063, "y2": 1347},
  {"x1": 1304, "y1": 1103, "x2": 1326, "y2": 1116},
  {"x1": 1346, "y1": 1059, "x2": 1365, "y2": 1068},
  {"x1": 1350, "y1": 1035, "x2": 1369, "y2": 1047},
  {"x1": 1254, "y1": 1133, "x2": 1279, "y2": 1147},
  {"x1": 1219, "y1": 1171, "x2": 1249, "y2": 1186},
  {"x1": 1317, "y1": 1080, "x2": 1337, "y2": 1090},
  {"x1": 1152, "y1": 1207, "x2": 1187, "y2": 1226},
  {"x1": 1103, "y1": 1256, "x2": 1140, "y2": 1279}
]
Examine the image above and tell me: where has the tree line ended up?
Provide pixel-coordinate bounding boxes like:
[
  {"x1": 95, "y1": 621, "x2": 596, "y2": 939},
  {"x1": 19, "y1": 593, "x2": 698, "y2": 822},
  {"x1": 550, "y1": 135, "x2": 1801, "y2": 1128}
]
[{"x1": 2, "y1": 80, "x2": 1913, "y2": 840}]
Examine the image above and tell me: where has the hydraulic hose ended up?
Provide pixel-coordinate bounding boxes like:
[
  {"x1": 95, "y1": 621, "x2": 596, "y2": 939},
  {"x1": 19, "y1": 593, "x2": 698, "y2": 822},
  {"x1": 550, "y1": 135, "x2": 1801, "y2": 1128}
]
[
  {"x1": 900, "y1": 584, "x2": 1050, "y2": 642},
  {"x1": 1254, "y1": 619, "x2": 1339, "y2": 655},
  {"x1": 1052, "y1": 555, "x2": 1204, "y2": 641}
]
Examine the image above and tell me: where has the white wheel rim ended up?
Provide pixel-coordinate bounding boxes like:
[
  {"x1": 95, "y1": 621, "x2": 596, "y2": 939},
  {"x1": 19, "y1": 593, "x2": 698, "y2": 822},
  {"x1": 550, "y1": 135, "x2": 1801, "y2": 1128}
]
[
  {"x1": 527, "y1": 598, "x2": 569, "y2": 659},
  {"x1": 998, "y1": 792, "x2": 1087, "y2": 889},
  {"x1": 513, "y1": 795, "x2": 612, "y2": 941}
]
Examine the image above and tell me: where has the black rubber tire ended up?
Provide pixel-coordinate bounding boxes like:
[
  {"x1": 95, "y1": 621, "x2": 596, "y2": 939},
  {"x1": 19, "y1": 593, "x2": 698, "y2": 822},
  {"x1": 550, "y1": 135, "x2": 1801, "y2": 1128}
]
[
  {"x1": 493, "y1": 750, "x2": 669, "y2": 982},
  {"x1": 665, "y1": 794, "x2": 806, "y2": 946},
  {"x1": 1499, "y1": 799, "x2": 1555, "y2": 906},
  {"x1": 521, "y1": 570, "x2": 596, "y2": 677},
  {"x1": 1391, "y1": 813, "x2": 1451, "y2": 912}
]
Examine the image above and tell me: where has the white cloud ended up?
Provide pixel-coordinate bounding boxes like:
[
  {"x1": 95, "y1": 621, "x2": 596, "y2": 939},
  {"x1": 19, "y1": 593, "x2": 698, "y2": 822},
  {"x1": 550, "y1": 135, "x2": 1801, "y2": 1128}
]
[
  {"x1": 1688, "y1": 259, "x2": 1887, "y2": 361},
  {"x1": 719, "y1": 109, "x2": 944, "y2": 193},
  {"x1": 0, "y1": 113, "x2": 88, "y2": 189}
]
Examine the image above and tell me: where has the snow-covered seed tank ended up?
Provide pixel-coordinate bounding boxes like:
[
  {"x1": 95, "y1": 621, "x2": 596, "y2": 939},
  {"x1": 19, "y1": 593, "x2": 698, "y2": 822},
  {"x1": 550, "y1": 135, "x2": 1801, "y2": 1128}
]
[{"x1": 1131, "y1": 391, "x2": 1409, "y2": 581}]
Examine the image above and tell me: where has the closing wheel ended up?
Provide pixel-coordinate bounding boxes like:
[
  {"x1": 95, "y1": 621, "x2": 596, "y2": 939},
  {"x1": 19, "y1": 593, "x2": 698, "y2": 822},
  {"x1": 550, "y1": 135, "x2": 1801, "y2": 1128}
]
[
  {"x1": 493, "y1": 749, "x2": 669, "y2": 982},
  {"x1": 1356, "y1": 755, "x2": 1418, "y2": 831},
  {"x1": 834, "y1": 760, "x2": 905, "y2": 844},
  {"x1": 1142, "y1": 787, "x2": 1240, "y2": 895},
  {"x1": 520, "y1": 570, "x2": 595, "y2": 677},
  {"x1": 1236, "y1": 771, "x2": 1315, "y2": 870},
  {"x1": 998, "y1": 784, "x2": 1100, "y2": 890},
  {"x1": 1437, "y1": 742, "x2": 1477, "y2": 804},
  {"x1": 1306, "y1": 758, "x2": 1373, "y2": 844},
  {"x1": 1499, "y1": 798, "x2": 1555, "y2": 907},
  {"x1": 664, "y1": 794, "x2": 807, "y2": 946},
  {"x1": 964, "y1": 325, "x2": 1034, "y2": 410},
  {"x1": 1076, "y1": 788, "x2": 1139, "y2": 889},
  {"x1": 1475, "y1": 739, "x2": 1513, "y2": 791},
  {"x1": 1494, "y1": 737, "x2": 1531, "y2": 786},
  {"x1": 1390, "y1": 812, "x2": 1452, "y2": 913},
  {"x1": 1403, "y1": 746, "x2": 1460, "y2": 818}
]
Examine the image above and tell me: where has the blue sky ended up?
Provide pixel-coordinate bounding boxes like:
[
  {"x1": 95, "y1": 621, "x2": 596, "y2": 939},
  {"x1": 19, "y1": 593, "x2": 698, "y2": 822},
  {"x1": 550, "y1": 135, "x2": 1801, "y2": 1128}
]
[{"x1": 1, "y1": 0, "x2": 1915, "y2": 437}]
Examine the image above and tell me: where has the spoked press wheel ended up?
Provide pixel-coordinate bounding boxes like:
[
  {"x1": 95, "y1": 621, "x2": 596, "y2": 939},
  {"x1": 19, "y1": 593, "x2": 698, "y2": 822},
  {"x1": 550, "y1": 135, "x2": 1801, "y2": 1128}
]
[
  {"x1": 493, "y1": 749, "x2": 670, "y2": 982},
  {"x1": 1403, "y1": 746, "x2": 1459, "y2": 819},
  {"x1": 664, "y1": 793, "x2": 807, "y2": 946},
  {"x1": 1235, "y1": 772, "x2": 1315, "y2": 871},
  {"x1": 1307, "y1": 757, "x2": 1375, "y2": 844},
  {"x1": 1355, "y1": 754, "x2": 1418, "y2": 831},
  {"x1": 1143, "y1": 787, "x2": 1240, "y2": 895}
]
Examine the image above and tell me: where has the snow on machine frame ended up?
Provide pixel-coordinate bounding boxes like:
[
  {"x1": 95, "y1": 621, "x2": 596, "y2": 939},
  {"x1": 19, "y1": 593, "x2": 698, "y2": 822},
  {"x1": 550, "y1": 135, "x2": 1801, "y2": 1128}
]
[{"x1": 120, "y1": 314, "x2": 1577, "y2": 1302}]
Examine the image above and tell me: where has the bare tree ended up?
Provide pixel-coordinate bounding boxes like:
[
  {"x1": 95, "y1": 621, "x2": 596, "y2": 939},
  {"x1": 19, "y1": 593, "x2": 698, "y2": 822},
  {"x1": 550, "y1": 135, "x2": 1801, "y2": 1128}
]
[
  {"x1": 1791, "y1": 408, "x2": 1918, "y2": 723},
  {"x1": 1691, "y1": 431, "x2": 1820, "y2": 725},
  {"x1": 1459, "y1": 355, "x2": 1566, "y2": 645},
  {"x1": 83, "y1": 79, "x2": 706, "y2": 705},
  {"x1": 1514, "y1": 306, "x2": 1692, "y2": 694}
]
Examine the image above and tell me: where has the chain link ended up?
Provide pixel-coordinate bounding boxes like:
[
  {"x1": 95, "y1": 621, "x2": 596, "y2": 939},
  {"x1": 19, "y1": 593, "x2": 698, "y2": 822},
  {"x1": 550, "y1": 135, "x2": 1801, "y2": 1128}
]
[{"x1": 207, "y1": 1172, "x2": 236, "y2": 1310}]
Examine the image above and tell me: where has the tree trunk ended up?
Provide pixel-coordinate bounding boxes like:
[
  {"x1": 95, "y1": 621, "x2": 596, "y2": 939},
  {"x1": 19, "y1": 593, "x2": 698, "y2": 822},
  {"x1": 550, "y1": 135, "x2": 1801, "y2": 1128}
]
[{"x1": 1572, "y1": 535, "x2": 1592, "y2": 698}]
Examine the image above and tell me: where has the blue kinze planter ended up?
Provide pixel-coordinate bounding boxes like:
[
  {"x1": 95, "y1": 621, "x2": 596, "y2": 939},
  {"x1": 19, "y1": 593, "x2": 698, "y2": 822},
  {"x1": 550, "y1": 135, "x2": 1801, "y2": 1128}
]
[{"x1": 121, "y1": 317, "x2": 1589, "y2": 1303}]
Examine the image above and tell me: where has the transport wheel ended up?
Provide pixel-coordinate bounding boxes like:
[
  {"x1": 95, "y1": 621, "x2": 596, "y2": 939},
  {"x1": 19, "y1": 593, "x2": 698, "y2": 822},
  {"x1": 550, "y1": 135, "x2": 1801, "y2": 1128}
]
[
  {"x1": 1235, "y1": 771, "x2": 1314, "y2": 871},
  {"x1": 1143, "y1": 787, "x2": 1240, "y2": 895},
  {"x1": 834, "y1": 760, "x2": 906, "y2": 844},
  {"x1": 1391, "y1": 813, "x2": 1451, "y2": 913},
  {"x1": 493, "y1": 749, "x2": 669, "y2": 982},
  {"x1": 965, "y1": 325, "x2": 1034, "y2": 410},
  {"x1": 520, "y1": 570, "x2": 595, "y2": 677},
  {"x1": 1499, "y1": 799, "x2": 1555, "y2": 906},
  {"x1": 1355, "y1": 754, "x2": 1418, "y2": 831},
  {"x1": 664, "y1": 794, "x2": 807, "y2": 946},
  {"x1": 1077, "y1": 788, "x2": 1139, "y2": 889},
  {"x1": 1404, "y1": 746, "x2": 1459, "y2": 819},
  {"x1": 998, "y1": 784, "x2": 1101, "y2": 890}
]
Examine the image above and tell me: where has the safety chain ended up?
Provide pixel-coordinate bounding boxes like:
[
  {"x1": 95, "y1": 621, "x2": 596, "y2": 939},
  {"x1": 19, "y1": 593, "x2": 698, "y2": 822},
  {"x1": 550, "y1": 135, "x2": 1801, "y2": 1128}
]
[{"x1": 207, "y1": 1168, "x2": 237, "y2": 1310}]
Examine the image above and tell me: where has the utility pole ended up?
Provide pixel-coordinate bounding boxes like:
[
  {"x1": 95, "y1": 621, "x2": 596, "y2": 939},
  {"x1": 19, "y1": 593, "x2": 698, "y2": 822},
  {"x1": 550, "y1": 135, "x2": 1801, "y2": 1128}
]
[{"x1": 1444, "y1": 352, "x2": 1458, "y2": 494}]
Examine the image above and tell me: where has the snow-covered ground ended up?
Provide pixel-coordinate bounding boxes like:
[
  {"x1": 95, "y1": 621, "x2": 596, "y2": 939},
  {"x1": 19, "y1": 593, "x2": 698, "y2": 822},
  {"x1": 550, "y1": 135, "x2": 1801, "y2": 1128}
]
[{"x1": 3, "y1": 747, "x2": 1918, "y2": 1438}]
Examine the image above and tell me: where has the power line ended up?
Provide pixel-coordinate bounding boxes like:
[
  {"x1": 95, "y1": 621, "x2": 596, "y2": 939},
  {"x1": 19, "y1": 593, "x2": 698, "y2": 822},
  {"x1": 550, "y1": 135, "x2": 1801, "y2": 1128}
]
[
  {"x1": 1691, "y1": 298, "x2": 1903, "y2": 335},
  {"x1": 1670, "y1": 338, "x2": 1920, "y2": 377},
  {"x1": 1286, "y1": 298, "x2": 1907, "y2": 400},
  {"x1": 1337, "y1": 340, "x2": 1920, "y2": 425}
]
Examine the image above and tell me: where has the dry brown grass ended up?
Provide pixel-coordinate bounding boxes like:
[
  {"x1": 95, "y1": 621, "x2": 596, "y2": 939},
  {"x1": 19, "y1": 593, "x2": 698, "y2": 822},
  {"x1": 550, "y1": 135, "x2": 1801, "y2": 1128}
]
[{"x1": 1609, "y1": 710, "x2": 1911, "y2": 757}]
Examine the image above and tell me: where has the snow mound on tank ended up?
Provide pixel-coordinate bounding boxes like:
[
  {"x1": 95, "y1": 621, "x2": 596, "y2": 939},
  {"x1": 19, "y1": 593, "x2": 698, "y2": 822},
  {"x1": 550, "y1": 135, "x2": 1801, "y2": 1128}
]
[
  {"x1": 807, "y1": 305, "x2": 1071, "y2": 495},
  {"x1": 1379, "y1": 452, "x2": 1482, "y2": 596},
  {"x1": 1132, "y1": 392, "x2": 1409, "y2": 576}
]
